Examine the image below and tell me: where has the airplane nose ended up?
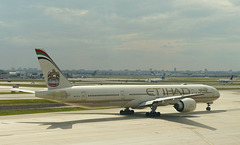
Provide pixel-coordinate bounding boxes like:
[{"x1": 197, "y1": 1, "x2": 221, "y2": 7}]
[
  {"x1": 208, "y1": 86, "x2": 220, "y2": 99},
  {"x1": 214, "y1": 88, "x2": 220, "y2": 99}
]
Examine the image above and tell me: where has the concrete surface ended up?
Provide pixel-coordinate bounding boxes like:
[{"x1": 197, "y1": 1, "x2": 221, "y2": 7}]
[{"x1": 0, "y1": 90, "x2": 239, "y2": 145}]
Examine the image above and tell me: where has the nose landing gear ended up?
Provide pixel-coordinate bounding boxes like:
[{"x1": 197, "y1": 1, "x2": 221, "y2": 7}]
[{"x1": 206, "y1": 102, "x2": 213, "y2": 111}]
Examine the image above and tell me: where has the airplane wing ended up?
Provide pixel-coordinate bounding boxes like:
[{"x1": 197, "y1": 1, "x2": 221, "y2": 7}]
[{"x1": 138, "y1": 93, "x2": 203, "y2": 108}]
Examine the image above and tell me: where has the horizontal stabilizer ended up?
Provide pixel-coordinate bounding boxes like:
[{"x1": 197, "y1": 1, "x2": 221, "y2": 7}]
[{"x1": 11, "y1": 89, "x2": 35, "y2": 94}]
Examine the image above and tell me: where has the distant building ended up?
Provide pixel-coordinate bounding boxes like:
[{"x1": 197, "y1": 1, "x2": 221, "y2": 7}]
[
  {"x1": 204, "y1": 68, "x2": 208, "y2": 73},
  {"x1": 0, "y1": 70, "x2": 8, "y2": 79}
]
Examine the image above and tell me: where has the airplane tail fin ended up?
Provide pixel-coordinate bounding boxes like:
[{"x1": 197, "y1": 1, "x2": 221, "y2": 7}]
[
  {"x1": 230, "y1": 75, "x2": 233, "y2": 80},
  {"x1": 35, "y1": 48, "x2": 72, "y2": 90},
  {"x1": 92, "y1": 70, "x2": 97, "y2": 76},
  {"x1": 150, "y1": 71, "x2": 156, "y2": 76},
  {"x1": 162, "y1": 73, "x2": 166, "y2": 80}
]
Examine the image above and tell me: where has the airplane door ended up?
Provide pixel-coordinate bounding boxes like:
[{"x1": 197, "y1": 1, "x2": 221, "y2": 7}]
[
  {"x1": 81, "y1": 91, "x2": 87, "y2": 101},
  {"x1": 120, "y1": 90, "x2": 125, "y2": 100}
]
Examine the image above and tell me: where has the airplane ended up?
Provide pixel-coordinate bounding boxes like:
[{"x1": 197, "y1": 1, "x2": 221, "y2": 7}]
[
  {"x1": 150, "y1": 70, "x2": 159, "y2": 76},
  {"x1": 145, "y1": 73, "x2": 166, "y2": 83},
  {"x1": 80, "y1": 70, "x2": 97, "y2": 78},
  {"x1": 16, "y1": 48, "x2": 220, "y2": 117},
  {"x1": 218, "y1": 75, "x2": 233, "y2": 83}
]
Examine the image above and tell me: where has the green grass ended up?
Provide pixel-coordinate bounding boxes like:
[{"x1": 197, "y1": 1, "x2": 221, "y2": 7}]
[
  {"x1": 0, "y1": 99, "x2": 58, "y2": 106},
  {"x1": 0, "y1": 99, "x2": 90, "y2": 116}
]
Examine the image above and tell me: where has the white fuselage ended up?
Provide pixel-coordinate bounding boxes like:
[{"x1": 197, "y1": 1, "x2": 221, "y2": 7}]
[
  {"x1": 218, "y1": 79, "x2": 232, "y2": 83},
  {"x1": 36, "y1": 84, "x2": 220, "y2": 109}
]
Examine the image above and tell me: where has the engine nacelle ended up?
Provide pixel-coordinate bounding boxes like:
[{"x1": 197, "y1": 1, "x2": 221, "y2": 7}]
[{"x1": 174, "y1": 98, "x2": 196, "y2": 113}]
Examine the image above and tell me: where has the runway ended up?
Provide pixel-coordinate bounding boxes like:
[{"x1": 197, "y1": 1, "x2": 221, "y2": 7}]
[{"x1": 0, "y1": 90, "x2": 240, "y2": 145}]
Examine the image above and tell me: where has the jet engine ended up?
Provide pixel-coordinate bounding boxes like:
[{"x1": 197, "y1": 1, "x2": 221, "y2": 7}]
[{"x1": 174, "y1": 98, "x2": 196, "y2": 113}]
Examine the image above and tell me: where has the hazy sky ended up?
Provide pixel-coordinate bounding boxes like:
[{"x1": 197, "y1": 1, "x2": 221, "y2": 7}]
[{"x1": 1, "y1": 0, "x2": 240, "y2": 71}]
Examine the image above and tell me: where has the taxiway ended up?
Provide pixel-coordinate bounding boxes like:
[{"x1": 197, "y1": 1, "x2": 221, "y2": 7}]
[{"x1": 0, "y1": 90, "x2": 239, "y2": 144}]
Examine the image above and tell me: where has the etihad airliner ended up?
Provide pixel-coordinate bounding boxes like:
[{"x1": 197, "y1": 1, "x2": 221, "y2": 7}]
[{"x1": 17, "y1": 49, "x2": 220, "y2": 117}]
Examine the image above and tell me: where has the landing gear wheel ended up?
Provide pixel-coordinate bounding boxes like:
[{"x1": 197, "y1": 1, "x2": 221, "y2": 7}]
[
  {"x1": 119, "y1": 108, "x2": 134, "y2": 115},
  {"x1": 120, "y1": 110, "x2": 124, "y2": 115},
  {"x1": 206, "y1": 103, "x2": 212, "y2": 111},
  {"x1": 206, "y1": 106, "x2": 211, "y2": 111},
  {"x1": 130, "y1": 110, "x2": 134, "y2": 115},
  {"x1": 146, "y1": 102, "x2": 161, "y2": 117},
  {"x1": 146, "y1": 112, "x2": 150, "y2": 117},
  {"x1": 145, "y1": 111, "x2": 161, "y2": 117}
]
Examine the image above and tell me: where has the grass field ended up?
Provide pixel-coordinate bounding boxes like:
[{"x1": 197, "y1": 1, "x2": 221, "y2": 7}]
[
  {"x1": 0, "y1": 99, "x2": 58, "y2": 106},
  {"x1": 0, "y1": 99, "x2": 88, "y2": 116}
]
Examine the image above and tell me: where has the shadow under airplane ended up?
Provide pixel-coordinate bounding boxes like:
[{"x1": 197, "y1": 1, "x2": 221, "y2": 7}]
[{"x1": 19, "y1": 109, "x2": 227, "y2": 130}]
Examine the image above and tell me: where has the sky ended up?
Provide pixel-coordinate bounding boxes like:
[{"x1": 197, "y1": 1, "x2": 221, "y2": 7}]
[{"x1": 1, "y1": 0, "x2": 240, "y2": 71}]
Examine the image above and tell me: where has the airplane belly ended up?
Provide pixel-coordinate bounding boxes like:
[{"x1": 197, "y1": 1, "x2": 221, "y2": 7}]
[
  {"x1": 64, "y1": 99, "x2": 133, "y2": 108},
  {"x1": 193, "y1": 96, "x2": 219, "y2": 103}
]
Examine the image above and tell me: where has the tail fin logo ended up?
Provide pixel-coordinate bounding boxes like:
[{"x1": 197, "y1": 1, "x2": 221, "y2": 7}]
[{"x1": 48, "y1": 69, "x2": 60, "y2": 87}]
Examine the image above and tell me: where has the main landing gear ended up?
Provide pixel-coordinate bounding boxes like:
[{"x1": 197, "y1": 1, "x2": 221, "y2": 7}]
[
  {"x1": 145, "y1": 103, "x2": 161, "y2": 117},
  {"x1": 206, "y1": 102, "x2": 213, "y2": 111},
  {"x1": 146, "y1": 111, "x2": 161, "y2": 117},
  {"x1": 120, "y1": 108, "x2": 134, "y2": 115}
]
